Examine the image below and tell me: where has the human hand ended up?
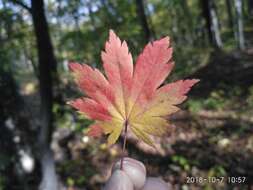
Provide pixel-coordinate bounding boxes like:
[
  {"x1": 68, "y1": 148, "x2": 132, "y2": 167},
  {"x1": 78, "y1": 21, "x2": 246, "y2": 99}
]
[{"x1": 103, "y1": 157, "x2": 170, "y2": 190}]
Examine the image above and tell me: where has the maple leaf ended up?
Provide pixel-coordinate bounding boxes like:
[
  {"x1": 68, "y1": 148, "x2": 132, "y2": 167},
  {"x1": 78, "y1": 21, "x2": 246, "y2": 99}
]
[{"x1": 68, "y1": 30, "x2": 199, "y2": 147}]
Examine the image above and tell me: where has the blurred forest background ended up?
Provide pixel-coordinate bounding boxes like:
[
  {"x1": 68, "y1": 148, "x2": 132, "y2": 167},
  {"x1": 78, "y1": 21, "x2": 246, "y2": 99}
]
[{"x1": 0, "y1": 0, "x2": 253, "y2": 189}]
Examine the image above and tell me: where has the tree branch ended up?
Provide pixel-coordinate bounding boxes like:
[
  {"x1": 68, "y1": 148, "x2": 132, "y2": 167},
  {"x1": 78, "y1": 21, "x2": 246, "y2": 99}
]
[{"x1": 10, "y1": 0, "x2": 32, "y2": 13}]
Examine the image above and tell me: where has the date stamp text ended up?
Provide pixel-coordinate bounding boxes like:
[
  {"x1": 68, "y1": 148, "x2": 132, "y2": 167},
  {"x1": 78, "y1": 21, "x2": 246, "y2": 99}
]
[{"x1": 186, "y1": 176, "x2": 247, "y2": 184}]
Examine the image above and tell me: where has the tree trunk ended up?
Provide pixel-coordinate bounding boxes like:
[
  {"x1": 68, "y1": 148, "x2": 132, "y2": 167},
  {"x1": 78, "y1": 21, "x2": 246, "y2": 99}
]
[
  {"x1": 248, "y1": 0, "x2": 253, "y2": 16},
  {"x1": 201, "y1": 0, "x2": 223, "y2": 48},
  {"x1": 234, "y1": 0, "x2": 245, "y2": 50},
  {"x1": 181, "y1": 0, "x2": 194, "y2": 44},
  {"x1": 226, "y1": 0, "x2": 234, "y2": 29},
  {"x1": 135, "y1": 0, "x2": 152, "y2": 43},
  {"x1": 226, "y1": 0, "x2": 238, "y2": 42},
  {"x1": 30, "y1": 0, "x2": 58, "y2": 189}
]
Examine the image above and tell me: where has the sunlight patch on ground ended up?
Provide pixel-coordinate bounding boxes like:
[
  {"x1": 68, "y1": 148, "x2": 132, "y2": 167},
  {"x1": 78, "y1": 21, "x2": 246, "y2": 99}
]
[{"x1": 21, "y1": 82, "x2": 37, "y2": 95}]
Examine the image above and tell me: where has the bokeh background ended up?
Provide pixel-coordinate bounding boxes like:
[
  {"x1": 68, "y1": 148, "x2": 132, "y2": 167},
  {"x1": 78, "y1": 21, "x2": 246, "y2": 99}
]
[{"x1": 0, "y1": 0, "x2": 253, "y2": 189}]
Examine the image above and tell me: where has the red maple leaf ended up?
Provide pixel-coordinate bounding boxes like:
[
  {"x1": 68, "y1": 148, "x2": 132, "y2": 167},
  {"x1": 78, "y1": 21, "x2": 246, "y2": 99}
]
[{"x1": 68, "y1": 30, "x2": 199, "y2": 147}]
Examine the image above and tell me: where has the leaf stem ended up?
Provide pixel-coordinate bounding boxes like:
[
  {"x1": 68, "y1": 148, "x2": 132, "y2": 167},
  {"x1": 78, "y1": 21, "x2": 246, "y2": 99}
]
[{"x1": 120, "y1": 120, "x2": 128, "y2": 170}]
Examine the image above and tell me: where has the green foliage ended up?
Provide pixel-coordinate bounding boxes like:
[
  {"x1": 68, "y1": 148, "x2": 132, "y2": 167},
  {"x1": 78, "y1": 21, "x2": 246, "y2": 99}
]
[
  {"x1": 208, "y1": 165, "x2": 227, "y2": 177},
  {"x1": 246, "y1": 86, "x2": 253, "y2": 107},
  {"x1": 1, "y1": 0, "x2": 253, "y2": 189},
  {"x1": 204, "y1": 91, "x2": 226, "y2": 110},
  {"x1": 54, "y1": 103, "x2": 92, "y2": 132},
  {"x1": 0, "y1": 176, "x2": 6, "y2": 190},
  {"x1": 187, "y1": 90, "x2": 227, "y2": 112},
  {"x1": 58, "y1": 160, "x2": 96, "y2": 187},
  {"x1": 0, "y1": 155, "x2": 10, "y2": 190},
  {"x1": 171, "y1": 155, "x2": 191, "y2": 171},
  {"x1": 187, "y1": 99, "x2": 203, "y2": 113}
]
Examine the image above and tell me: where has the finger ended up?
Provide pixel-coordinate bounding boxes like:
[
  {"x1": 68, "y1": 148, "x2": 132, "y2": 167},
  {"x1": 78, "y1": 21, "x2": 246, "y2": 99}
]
[
  {"x1": 140, "y1": 177, "x2": 172, "y2": 190},
  {"x1": 112, "y1": 157, "x2": 146, "y2": 189},
  {"x1": 103, "y1": 170, "x2": 134, "y2": 190}
]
